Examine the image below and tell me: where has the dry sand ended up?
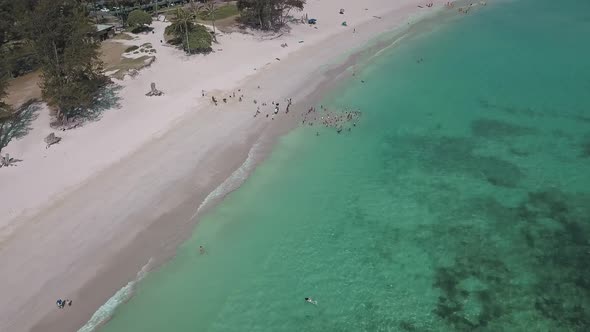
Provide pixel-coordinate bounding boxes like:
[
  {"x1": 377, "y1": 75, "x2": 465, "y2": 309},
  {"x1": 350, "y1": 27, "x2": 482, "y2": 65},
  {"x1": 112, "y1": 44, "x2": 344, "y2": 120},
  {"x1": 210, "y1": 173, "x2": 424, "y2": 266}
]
[{"x1": 0, "y1": 1, "x2": 447, "y2": 331}]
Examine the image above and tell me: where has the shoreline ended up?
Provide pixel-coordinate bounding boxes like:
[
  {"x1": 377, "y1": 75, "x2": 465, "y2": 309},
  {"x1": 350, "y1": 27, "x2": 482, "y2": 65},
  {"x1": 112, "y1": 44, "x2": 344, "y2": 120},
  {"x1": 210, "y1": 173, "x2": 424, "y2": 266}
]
[
  {"x1": 0, "y1": 1, "x2": 454, "y2": 331},
  {"x1": 87, "y1": 5, "x2": 462, "y2": 329}
]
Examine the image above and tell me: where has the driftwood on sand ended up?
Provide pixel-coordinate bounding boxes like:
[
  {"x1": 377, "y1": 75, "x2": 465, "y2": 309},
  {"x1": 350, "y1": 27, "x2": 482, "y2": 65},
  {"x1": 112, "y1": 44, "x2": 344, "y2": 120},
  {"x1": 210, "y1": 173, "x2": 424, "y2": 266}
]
[
  {"x1": 51, "y1": 117, "x2": 83, "y2": 131},
  {"x1": 44, "y1": 133, "x2": 62, "y2": 149},
  {"x1": 0, "y1": 153, "x2": 22, "y2": 168},
  {"x1": 146, "y1": 82, "x2": 164, "y2": 96},
  {"x1": 64, "y1": 118, "x2": 83, "y2": 130}
]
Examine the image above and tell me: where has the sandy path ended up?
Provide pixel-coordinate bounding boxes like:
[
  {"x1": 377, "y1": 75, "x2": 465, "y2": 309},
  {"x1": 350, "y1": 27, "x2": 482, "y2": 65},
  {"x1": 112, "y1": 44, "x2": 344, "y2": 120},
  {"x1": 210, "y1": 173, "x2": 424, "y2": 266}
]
[{"x1": 0, "y1": 1, "x2": 448, "y2": 331}]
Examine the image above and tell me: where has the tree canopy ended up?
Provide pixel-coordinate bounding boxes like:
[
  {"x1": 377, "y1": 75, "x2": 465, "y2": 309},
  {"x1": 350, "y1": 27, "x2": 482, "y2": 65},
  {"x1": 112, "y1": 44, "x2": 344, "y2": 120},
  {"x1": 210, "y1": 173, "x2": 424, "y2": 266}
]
[
  {"x1": 165, "y1": 8, "x2": 212, "y2": 54},
  {"x1": 0, "y1": 63, "x2": 14, "y2": 154},
  {"x1": 127, "y1": 9, "x2": 152, "y2": 31},
  {"x1": 237, "y1": 0, "x2": 305, "y2": 30},
  {"x1": 0, "y1": 65, "x2": 9, "y2": 118},
  {"x1": 0, "y1": 0, "x2": 16, "y2": 47},
  {"x1": 29, "y1": 0, "x2": 110, "y2": 122},
  {"x1": 183, "y1": 25, "x2": 213, "y2": 54},
  {"x1": 0, "y1": 0, "x2": 39, "y2": 77}
]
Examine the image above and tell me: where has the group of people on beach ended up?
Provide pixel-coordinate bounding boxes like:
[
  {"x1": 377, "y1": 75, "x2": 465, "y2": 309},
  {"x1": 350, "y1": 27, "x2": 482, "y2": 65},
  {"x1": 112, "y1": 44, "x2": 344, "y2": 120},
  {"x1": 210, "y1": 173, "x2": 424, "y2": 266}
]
[
  {"x1": 56, "y1": 298, "x2": 72, "y2": 309},
  {"x1": 206, "y1": 89, "x2": 246, "y2": 107},
  {"x1": 202, "y1": 85, "x2": 362, "y2": 135},
  {"x1": 254, "y1": 97, "x2": 294, "y2": 120},
  {"x1": 203, "y1": 84, "x2": 299, "y2": 121}
]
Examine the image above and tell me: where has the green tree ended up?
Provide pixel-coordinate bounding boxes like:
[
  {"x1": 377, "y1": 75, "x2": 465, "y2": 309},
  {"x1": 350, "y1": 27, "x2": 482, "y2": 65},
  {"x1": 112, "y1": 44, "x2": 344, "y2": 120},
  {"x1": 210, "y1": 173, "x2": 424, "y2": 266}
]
[
  {"x1": 170, "y1": 8, "x2": 193, "y2": 53},
  {"x1": 237, "y1": 0, "x2": 305, "y2": 30},
  {"x1": 127, "y1": 9, "x2": 152, "y2": 32},
  {"x1": 0, "y1": 0, "x2": 33, "y2": 45},
  {"x1": 203, "y1": 0, "x2": 217, "y2": 42},
  {"x1": 183, "y1": 24, "x2": 212, "y2": 54},
  {"x1": 29, "y1": 0, "x2": 110, "y2": 123},
  {"x1": 165, "y1": 8, "x2": 212, "y2": 55},
  {"x1": 0, "y1": 67, "x2": 9, "y2": 118},
  {"x1": 0, "y1": 0, "x2": 40, "y2": 78},
  {"x1": 0, "y1": 0, "x2": 16, "y2": 47},
  {"x1": 188, "y1": 0, "x2": 202, "y2": 19},
  {"x1": 0, "y1": 65, "x2": 13, "y2": 154}
]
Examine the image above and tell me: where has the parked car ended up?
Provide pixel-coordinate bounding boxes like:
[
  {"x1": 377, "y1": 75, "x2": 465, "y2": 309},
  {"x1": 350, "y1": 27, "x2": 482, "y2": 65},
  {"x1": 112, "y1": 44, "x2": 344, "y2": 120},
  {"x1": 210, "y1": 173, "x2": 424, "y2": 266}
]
[{"x1": 100, "y1": 8, "x2": 110, "y2": 12}]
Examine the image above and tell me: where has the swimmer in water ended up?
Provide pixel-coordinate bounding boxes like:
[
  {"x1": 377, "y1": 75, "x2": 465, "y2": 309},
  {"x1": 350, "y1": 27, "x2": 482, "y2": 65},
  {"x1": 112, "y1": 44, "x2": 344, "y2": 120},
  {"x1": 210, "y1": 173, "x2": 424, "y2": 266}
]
[
  {"x1": 199, "y1": 245, "x2": 206, "y2": 254},
  {"x1": 305, "y1": 297, "x2": 318, "y2": 305}
]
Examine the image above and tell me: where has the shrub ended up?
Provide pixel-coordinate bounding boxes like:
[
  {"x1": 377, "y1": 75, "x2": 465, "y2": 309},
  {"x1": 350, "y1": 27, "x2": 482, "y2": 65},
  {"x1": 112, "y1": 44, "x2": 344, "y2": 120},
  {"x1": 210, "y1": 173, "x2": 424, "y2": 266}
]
[
  {"x1": 199, "y1": 3, "x2": 239, "y2": 20},
  {"x1": 127, "y1": 10, "x2": 152, "y2": 32},
  {"x1": 165, "y1": 20, "x2": 212, "y2": 54},
  {"x1": 183, "y1": 25, "x2": 213, "y2": 54},
  {"x1": 1, "y1": 41, "x2": 39, "y2": 77},
  {"x1": 125, "y1": 45, "x2": 139, "y2": 53}
]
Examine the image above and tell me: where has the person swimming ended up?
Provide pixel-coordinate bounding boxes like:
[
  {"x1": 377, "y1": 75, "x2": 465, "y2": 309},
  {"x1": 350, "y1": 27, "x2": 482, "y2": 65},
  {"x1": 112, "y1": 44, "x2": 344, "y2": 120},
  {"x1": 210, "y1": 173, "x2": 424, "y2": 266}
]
[{"x1": 305, "y1": 297, "x2": 318, "y2": 305}]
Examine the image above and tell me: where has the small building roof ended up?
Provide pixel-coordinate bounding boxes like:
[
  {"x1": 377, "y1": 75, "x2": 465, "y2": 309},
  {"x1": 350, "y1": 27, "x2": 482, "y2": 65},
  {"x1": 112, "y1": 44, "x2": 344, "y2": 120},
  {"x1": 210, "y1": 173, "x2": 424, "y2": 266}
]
[{"x1": 95, "y1": 24, "x2": 114, "y2": 32}]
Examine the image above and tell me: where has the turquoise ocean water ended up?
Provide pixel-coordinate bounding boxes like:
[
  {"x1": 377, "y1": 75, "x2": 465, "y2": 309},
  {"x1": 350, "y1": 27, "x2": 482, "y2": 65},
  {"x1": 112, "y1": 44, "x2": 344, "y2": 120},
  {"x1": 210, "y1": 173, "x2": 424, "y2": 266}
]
[{"x1": 97, "y1": 0, "x2": 590, "y2": 331}]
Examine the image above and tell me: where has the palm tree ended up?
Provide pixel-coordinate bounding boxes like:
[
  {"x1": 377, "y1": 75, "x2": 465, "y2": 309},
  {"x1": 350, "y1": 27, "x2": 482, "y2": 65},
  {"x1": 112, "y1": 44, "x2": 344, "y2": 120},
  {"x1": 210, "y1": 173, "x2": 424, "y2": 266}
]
[
  {"x1": 153, "y1": 0, "x2": 158, "y2": 17},
  {"x1": 188, "y1": 0, "x2": 200, "y2": 16},
  {"x1": 173, "y1": 7, "x2": 192, "y2": 53},
  {"x1": 204, "y1": 0, "x2": 217, "y2": 42}
]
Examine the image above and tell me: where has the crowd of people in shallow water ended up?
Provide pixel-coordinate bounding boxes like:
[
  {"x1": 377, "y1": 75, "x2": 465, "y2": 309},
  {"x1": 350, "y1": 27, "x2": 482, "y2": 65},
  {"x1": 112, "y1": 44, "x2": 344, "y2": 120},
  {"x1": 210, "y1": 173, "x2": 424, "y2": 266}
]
[
  {"x1": 302, "y1": 105, "x2": 362, "y2": 135},
  {"x1": 202, "y1": 87, "x2": 362, "y2": 135}
]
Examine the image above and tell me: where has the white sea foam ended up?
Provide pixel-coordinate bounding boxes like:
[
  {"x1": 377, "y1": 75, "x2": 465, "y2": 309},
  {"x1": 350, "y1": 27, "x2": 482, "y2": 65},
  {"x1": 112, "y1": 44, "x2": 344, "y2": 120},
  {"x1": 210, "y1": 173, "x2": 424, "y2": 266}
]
[
  {"x1": 77, "y1": 258, "x2": 154, "y2": 332},
  {"x1": 191, "y1": 138, "x2": 262, "y2": 220},
  {"x1": 79, "y1": 140, "x2": 262, "y2": 332}
]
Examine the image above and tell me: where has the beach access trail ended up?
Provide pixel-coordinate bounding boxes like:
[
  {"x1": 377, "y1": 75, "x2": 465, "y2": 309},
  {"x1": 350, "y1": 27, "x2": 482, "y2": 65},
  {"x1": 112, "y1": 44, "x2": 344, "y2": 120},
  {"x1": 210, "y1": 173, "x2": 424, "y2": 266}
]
[{"x1": 0, "y1": 1, "x2": 446, "y2": 331}]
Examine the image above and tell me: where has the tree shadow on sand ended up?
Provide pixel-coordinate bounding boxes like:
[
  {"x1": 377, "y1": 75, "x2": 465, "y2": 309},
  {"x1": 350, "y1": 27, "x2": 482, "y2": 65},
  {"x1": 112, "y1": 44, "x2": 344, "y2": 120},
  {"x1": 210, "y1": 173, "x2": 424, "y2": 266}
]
[
  {"x1": 50, "y1": 84, "x2": 122, "y2": 129},
  {"x1": 0, "y1": 99, "x2": 41, "y2": 156}
]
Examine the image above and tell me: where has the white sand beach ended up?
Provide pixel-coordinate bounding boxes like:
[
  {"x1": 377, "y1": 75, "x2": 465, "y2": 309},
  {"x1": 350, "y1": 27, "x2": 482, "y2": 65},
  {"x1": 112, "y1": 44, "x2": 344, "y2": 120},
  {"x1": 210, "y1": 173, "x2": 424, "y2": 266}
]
[{"x1": 0, "y1": 1, "x2": 446, "y2": 331}]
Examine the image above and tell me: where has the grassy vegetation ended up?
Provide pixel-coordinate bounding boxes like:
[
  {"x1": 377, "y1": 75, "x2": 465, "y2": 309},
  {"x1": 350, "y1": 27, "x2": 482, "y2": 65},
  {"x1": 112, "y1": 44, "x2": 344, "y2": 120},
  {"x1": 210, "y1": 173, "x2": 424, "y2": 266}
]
[
  {"x1": 1, "y1": 40, "x2": 39, "y2": 77},
  {"x1": 124, "y1": 45, "x2": 139, "y2": 53},
  {"x1": 112, "y1": 33, "x2": 134, "y2": 40},
  {"x1": 198, "y1": 3, "x2": 239, "y2": 21},
  {"x1": 183, "y1": 25, "x2": 213, "y2": 54},
  {"x1": 106, "y1": 55, "x2": 155, "y2": 80}
]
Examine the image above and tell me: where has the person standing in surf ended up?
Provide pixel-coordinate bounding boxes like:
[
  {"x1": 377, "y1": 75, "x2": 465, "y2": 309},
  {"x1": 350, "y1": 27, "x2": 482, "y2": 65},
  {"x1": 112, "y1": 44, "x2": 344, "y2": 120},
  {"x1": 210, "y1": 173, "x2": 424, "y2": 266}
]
[{"x1": 305, "y1": 297, "x2": 317, "y2": 305}]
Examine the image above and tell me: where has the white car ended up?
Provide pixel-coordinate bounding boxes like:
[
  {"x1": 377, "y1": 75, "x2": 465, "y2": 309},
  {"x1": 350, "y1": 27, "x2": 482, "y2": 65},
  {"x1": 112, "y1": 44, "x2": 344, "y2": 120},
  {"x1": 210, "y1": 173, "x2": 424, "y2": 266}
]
[{"x1": 100, "y1": 8, "x2": 110, "y2": 12}]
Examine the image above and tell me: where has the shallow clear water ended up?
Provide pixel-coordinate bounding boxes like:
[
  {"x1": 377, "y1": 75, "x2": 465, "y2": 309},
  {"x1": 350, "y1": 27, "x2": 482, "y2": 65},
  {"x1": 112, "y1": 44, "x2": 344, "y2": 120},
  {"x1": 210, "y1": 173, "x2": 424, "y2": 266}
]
[{"x1": 99, "y1": 0, "x2": 590, "y2": 331}]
